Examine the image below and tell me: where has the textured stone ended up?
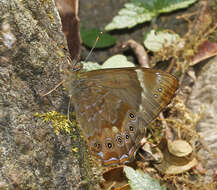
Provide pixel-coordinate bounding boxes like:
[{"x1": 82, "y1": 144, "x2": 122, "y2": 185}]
[
  {"x1": 0, "y1": 0, "x2": 94, "y2": 189},
  {"x1": 188, "y1": 56, "x2": 217, "y2": 182}
]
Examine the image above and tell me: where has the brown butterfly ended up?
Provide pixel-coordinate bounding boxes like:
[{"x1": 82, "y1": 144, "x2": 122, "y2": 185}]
[{"x1": 64, "y1": 66, "x2": 178, "y2": 165}]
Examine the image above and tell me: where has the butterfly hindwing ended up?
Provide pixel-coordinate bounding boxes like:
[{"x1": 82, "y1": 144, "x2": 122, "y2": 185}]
[{"x1": 68, "y1": 67, "x2": 178, "y2": 165}]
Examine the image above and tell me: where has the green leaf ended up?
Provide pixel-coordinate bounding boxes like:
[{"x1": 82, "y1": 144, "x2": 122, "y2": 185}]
[
  {"x1": 105, "y1": 0, "x2": 198, "y2": 31},
  {"x1": 144, "y1": 29, "x2": 185, "y2": 52},
  {"x1": 105, "y1": 3, "x2": 155, "y2": 31},
  {"x1": 157, "y1": 0, "x2": 198, "y2": 13},
  {"x1": 132, "y1": 0, "x2": 197, "y2": 13},
  {"x1": 124, "y1": 166, "x2": 166, "y2": 190},
  {"x1": 80, "y1": 28, "x2": 116, "y2": 48}
]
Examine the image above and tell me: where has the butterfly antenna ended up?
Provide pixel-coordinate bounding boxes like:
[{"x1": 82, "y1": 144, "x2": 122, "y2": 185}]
[{"x1": 84, "y1": 31, "x2": 103, "y2": 62}]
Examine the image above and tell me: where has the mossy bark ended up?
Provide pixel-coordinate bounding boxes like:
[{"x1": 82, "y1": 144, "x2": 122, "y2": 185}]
[{"x1": 0, "y1": 0, "x2": 96, "y2": 189}]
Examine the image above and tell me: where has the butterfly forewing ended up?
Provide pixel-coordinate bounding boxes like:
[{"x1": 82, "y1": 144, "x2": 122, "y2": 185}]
[
  {"x1": 68, "y1": 67, "x2": 178, "y2": 165},
  {"x1": 134, "y1": 69, "x2": 177, "y2": 124}
]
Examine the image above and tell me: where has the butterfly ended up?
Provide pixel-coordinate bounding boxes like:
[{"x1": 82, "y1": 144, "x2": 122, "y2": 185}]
[{"x1": 63, "y1": 66, "x2": 178, "y2": 166}]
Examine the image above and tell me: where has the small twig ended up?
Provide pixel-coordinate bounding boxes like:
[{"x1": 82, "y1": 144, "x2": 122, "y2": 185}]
[
  {"x1": 111, "y1": 39, "x2": 150, "y2": 68},
  {"x1": 167, "y1": 58, "x2": 176, "y2": 73},
  {"x1": 159, "y1": 113, "x2": 174, "y2": 141},
  {"x1": 176, "y1": 11, "x2": 199, "y2": 38}
]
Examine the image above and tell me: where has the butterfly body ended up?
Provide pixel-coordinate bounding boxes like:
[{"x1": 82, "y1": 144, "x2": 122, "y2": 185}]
[{"x1": 64, "y1": 67, "x2": 178, "y2": 165}]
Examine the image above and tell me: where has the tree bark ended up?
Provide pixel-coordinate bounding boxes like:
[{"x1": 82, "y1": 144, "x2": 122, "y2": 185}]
[{"x1": 0, "y1": 0, "x2": 95, "y2": 189}]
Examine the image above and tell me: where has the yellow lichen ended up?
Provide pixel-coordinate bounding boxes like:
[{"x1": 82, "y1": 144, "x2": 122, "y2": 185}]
[
  {"x1": 47, "y1": 13, "x2": 54, "y2": 20},
  {"x1": 34, "y1": 111, "x2": 76, "y2": 135},
  {"x1": 72, "y1": 147, "x2": 79, "y2": 153}
]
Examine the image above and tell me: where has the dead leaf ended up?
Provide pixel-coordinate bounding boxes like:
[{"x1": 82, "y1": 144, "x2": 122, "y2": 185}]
[
  {"x1": 101, "y1": 166, "x2": 129, "y2": 190},
  {"x1": 191, "y1": 40, "x2": 217, "y2": 66},
  {"x1": 55, "y1": 0, "x2": 81, "y2": 60},
  {"x1": 154, "y1": 139, "x2": 197, "y2": 174},
  {"x1": 168, "y1": 140, "x2": 193, "y2": 157}
]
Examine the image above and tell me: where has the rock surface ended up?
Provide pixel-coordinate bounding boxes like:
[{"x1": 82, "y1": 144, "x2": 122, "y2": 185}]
[
  {"x1": 188, "y1": 56, "x2": 217, "y2": 181},
  {"x1": 0, "y1": 0, "x2": 94, "y2": 189}
]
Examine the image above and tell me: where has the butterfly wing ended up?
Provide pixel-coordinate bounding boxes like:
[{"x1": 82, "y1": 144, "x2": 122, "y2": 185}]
[{"x1": 68, "y1": 67, "x2": 178, "y2": 165}]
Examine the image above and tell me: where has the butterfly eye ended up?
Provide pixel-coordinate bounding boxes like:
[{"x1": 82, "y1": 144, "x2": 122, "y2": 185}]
[{"x1": 158, "y1": 88, "x2": 162, "y2": 92}]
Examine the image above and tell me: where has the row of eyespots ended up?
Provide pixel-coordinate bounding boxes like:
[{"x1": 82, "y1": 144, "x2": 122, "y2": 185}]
[
  {"x1": 112, "y1": 111, "x2": 137, "y2": 148},
  {"x1": 93, "y1": 126, "x2": 135, "y2": 151},
  {"x1": 105, "y1": 128, "x2": 133, "y2": 150},
  {"x1": 93, "y1": 111, "x2": 137, "y2": 151},
  {"x1": 93, "y1": 128, "x2": 136, "y2": 151},
  {"x1": 105, "y1": 129, "x2": 137, "y2": 149}
]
